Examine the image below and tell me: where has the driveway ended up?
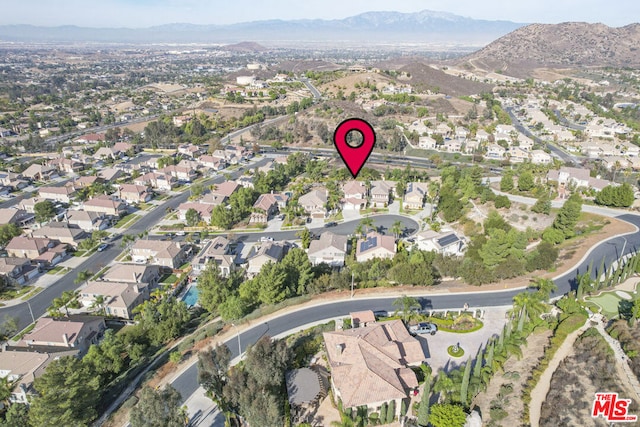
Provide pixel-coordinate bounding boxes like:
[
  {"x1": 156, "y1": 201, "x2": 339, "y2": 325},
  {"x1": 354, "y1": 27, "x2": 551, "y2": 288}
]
[
  {"x1": 342, "y1": 208, "x2": 361, "y2": 222},
  {"x1": 417, "y1": 306, "x2": 510, "y2": 372}
]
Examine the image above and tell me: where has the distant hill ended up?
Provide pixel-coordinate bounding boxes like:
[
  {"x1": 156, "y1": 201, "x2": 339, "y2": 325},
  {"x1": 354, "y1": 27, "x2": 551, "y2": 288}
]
[
  {"x1": 0, "y1": 10, "x2": 524, "y2": 46},
  {"x1": 460, "y1": 22, "x2": 640, "y2": 77},
  {"x1": 397, "y1": 62, "x2": 494, "y2": 96}
]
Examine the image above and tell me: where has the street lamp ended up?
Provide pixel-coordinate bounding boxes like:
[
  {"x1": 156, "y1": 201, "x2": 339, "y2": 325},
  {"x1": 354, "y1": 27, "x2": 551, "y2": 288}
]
[
  {"x1": 231, "y1": 323, "x2": 241, "y2": 356},
  {"x1": 26, "y1": 300, "x2": 35, "y2": 324},
  {"x1": 621, "y1": 237, "x2": 628, "y2": 260}
]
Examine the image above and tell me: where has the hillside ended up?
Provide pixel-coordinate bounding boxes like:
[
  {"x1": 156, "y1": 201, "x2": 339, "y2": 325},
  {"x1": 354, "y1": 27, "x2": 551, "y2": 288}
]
[
  {"x1": 460, "y1": 22, "x2": 640, "y2": 77},
  {"x1": 398, "y1": 62, "x2": 494, "y2": 96}
]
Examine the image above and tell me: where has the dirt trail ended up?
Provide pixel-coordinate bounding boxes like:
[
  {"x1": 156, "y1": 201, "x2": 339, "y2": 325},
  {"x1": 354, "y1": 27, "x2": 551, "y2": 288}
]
[{"x1": 529, "y1": 319, "x2": 590, "y2": 427}]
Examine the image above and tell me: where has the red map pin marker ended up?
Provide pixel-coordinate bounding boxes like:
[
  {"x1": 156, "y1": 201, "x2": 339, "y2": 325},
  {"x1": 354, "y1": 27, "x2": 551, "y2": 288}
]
[{"x1": 333, "y1": 118, "x2": 376, "y2": 179}]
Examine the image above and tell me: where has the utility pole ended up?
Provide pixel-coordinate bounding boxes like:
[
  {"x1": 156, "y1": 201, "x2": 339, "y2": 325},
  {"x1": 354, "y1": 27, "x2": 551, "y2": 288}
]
[{"x1": 27, "y1": 300, "x2": 35, "y2": 324}]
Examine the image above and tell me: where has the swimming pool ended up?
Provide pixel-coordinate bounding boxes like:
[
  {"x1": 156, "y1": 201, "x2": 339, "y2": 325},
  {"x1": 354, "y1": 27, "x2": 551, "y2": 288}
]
[{"x1": 182, "y1": 286, "x2": 200, "y2": 307}]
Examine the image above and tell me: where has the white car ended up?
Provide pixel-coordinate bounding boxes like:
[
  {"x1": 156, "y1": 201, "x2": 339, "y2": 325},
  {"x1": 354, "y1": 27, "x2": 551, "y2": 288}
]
[{"x1": 260, "y1": 236, "x2": 274, "y2": 242}]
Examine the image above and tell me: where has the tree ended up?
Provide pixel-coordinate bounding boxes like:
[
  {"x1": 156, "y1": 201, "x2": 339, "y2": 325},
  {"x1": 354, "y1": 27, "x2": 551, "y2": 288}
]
[
  {"x1": 185, "y1": 208, "x2": 201, "y2": 227},
  {"x1": 34, "y1": 200, "x2": 56, "y2": 224},
  {"x1": 391, "y1": 220, "x2": 403, "y2": 239},
  {"x1": 531, "y1": 194, "x2": 551, "y2": 215},
  {"x1": 392, "y1": 295, "x2": 421, "y2": 323},
  {"x1": 459, "y1": 357, "x2": 472, "y2": 405},
  {"x1": 297, "y1": 228, "x2": 311, "y2": 249},
  {"x1": 83, "y1": 330, "x2": 127, "y2": 382},
  {"x1": 359, "y1": 217, "x2": 374, "y2": 234},
  {"x1": 0, "y1": 223, "x2": 22, "y2": 246},
  {"x1": 494, "y1": 195, "x2": 511, "y2": 209},
  {"x1": 517, "y1": 171, "x2": 534, "y2": 192},
  {"x1": 429, "y1": 403, "x2": 467, "y2": 427},
  {"x1": 417, "y1": 373, "x2": 431, "y2": 426},
  {"x1": 28, "y1": 356, "x2": 100, "y2": 427},
  {"x1": 500, "y1": 173, "x2": 514, "y2": 192},
  {"x1": 130, "y1": 385, "x2": 186, "y2": 427},
  {"x1": 595, "y1": 183, "x2": 635, "y2": 207},
  {"x1": 552, "y1": 194, "x2": 582, "y2": 239},
  {"x1": 0, "y1": 402, "x2": 29, "y2": 426},
  {"x1": 198, "y1": 344, "x2": 232, "y2": 412},
  {"x1": 48, "y1": 290, "x2": 80, "y2": 317},
  {"x1": 386, "y1": 400, "x2": 396, "y2": 423},
  {"x1": 74, "y1": 269, "x2": 92, "y2": 287}
]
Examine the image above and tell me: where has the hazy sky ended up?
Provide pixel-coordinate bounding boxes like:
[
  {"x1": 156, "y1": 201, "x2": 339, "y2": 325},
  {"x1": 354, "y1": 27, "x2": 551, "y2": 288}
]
[{"x1": 1, "y1": 0, "x2": 637, "y2": 28}]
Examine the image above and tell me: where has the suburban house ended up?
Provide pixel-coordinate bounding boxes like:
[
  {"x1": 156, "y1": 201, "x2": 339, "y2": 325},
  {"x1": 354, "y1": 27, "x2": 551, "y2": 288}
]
[
  {"x1": 113, "y1": 142, "x2": 135, "y2": 154},
  {"x1": 38, "y1": 185, "x2": 76, "y2": 203},
  {"x1": 134, "y1": 172, "x2": 175, "y2": 191},
  {"x1": 47, "y1": 157, "x2": 84, "y2": 175},
  {"x1": 83, "y1": 195, "x2": 126, "y2": 217},
  {"x1": 192, "y1": 236, "x2": 236, "y2": 276},
  {"x1": 211, "y1": 181, "x2": 240, "y2": 199},
  {"x1": 355, "y1": 232, "x2": 396, "y2": 262},
  {"x1": 178, "y1": 144, "x2": 203, "y2": 158},
  {"x1": 0, "y1": 351, "x2": 51, "y2": 404},
  {"x1": 350, "y1": 310, "x2": 376, "y2": 328},
  {"x1": 403, "y1": 182, "x2": 428, "y2": 210},
  {"x1": 323, "y1": 319, "x2": 425, "y2": 417},
  {"x1": 98, "y1": 167, "x2": 124, "y2": 182},
  {"x1": 485, "y1": 144, "x2": 506, "y2": 160},
  {"x1": 80, "y1": 280, "x2": 149, "y2": 319},
  {"x1": 32, "y1": 222, "x2": 86, "y2": 248},
  {"x1": 20, "y1": 315, "x2": 106, "y2": 355},
  {"x1": 70, "y1": 175, "x2": 99, "y2": 189},
  {"x1": 0, "y1": 208, "x2": 33, "y2": 226},
  {"x1": 118, "y1": 184, "x2": 153, "y2": 203},
  {"x1": 247, "y1": 242, "x2": 287, "y2": 276},
  {"x1": 177, "y1": 202, "x2": 214, "y2": 224},
  {"x1": 299, "y1": 189, "x2": 328, "y2": 217},
  {"x1": 198, "y1": 155, "x2": 226, "y2": 171},
  {"x1": 418, "y1": 136, "x2": 437, "y2": 150},
  {"x1": 342, "y1": 181, "x2": 367, "y2": 211},
  {"x1": 93, "y1": 146, "x2": 121, "y2": 160},
  {"x1": 6, "y1": 236, "x2": 54, "y2": 259},
  {"x1": 370, "y1": 181, "x2": 396, "y2": 208},
  {"x1": 307, "y1": 232, "x2": 348, "y2": 267},
  {"x1": 131, "y1": 240, "x2": 186, "y2": 268},
  {"x1": 161, "y1": 165, "x2": 197, "y2": 182},
  {"x1": 547, "y1": 167, "x2": 615, "y2": 197},
  {"x1": 0, "y1": 257, "x2": 40, "y2": 285},
  {"x1": 250, "y1": 193, "x2": 288, "y2": 223},
  {"x1": 21, "y1": 164, "x2": 58, "y2": 182},
  {"x1": 199, "y1": 192, "x2": 228, "y2": 206},
  {"x1": 65, "y1": 210, "x2": 109, "y2": 231},
  {"x1": 0, "y1": 171, "x2": 28, "y2": 190},
  {"x1": 101, "y1": 263, "x2": 161, "y2": 287},
  {"x1": 531, "y1": 150, "x2": 552, "y2": 165},
  {"x1": 415, "y1": 230, "x2": 465, "y2": 256}
]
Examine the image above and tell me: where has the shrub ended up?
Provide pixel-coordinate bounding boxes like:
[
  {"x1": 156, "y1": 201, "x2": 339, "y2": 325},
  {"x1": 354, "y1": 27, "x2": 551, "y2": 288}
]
[{"x1": 494, "y1": 195, "x2": 511, "y2": 209}]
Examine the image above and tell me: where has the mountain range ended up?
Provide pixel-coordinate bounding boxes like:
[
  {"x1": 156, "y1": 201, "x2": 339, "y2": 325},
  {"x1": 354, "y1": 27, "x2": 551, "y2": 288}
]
[{"x1": 0, "y1": 10, "x2": 525, "y2": 46}]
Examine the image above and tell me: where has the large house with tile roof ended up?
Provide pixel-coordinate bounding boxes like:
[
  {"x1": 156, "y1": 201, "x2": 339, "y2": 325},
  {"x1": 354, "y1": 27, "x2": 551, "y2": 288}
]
[
  {"x1": 323, "y1": 318, "x2": 425, "y2": 416},
  {"x1": 131, "y1": 240, "x2": 186, "y2": 268}
]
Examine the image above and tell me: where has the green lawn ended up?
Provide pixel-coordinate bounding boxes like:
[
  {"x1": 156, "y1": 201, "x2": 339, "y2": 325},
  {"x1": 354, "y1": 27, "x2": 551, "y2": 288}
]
[
  {"x1": 585, "y1": 290, "x2": 635, "y2": 318},
  {"x1": 114, "y1": 213, "x2": 140, "y2": 228},
  {"x1": 0, "y1": 286, "x2": 34, "y2": 301},
  {"x1": 162, "y1": 274, "x2": 179, "y2": 284}
]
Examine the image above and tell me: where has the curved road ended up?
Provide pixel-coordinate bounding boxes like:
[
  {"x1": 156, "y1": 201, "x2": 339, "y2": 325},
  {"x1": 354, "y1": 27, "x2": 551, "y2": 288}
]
[{"x1": 170, "y1": 212, "x2": 640, "y2": 411}]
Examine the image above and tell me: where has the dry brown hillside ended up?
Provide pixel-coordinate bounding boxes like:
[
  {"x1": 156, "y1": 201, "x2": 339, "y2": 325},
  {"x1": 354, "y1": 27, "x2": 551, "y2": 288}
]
[
  {"x1": 397, "y1": 62, "x2": 494, "y2": 96},
  {"x1": 460, "y1": 22, "x2": 640, "y2": 77}
]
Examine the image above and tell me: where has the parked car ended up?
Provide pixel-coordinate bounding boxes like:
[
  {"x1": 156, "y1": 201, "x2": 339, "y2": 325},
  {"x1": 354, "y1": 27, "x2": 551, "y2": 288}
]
[
  {"x1": 373, "y1": 310, "x2": 389, "y2": 318},
  {"x1": 409, "y1": 322, "x2": 438, "y2": 336},
  {"x1": 97, "y1": 243, "x2": 109, "y2": 252},
  {"x1": 260, "y1": 236, "x2": 274, "y2": 242},
  {"x1": 176, "y1": 231, "x2": 186, "y2": 236},
  {"x1": 325, "y1": 221, "x2": 337, "y2": 227}
]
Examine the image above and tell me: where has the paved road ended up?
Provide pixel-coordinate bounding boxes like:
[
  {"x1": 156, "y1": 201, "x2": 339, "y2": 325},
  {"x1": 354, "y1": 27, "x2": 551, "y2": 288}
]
[
  {"x1": 169, "y1": 212, "x2": 640, "y2": 409},
  {"x1": 505, "y1": 107, "x2": 580, "y2": 164},
  {"x1": 298, "y1": 77, "x2": 321, "y2": 99},
  {"x1": 0, "y1": 158, "x2": 274, "y2": 330}
]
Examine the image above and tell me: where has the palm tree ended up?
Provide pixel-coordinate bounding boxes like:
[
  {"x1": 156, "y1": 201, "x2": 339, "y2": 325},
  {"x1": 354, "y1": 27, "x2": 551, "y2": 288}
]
[
  {"x1": 120, "y1": 234, "x2": 135, "y2": 249},
  {"x1": 0, "y1": 376, "x2": 14, "y2": 408},
  {"x1": 390, "y1": 220, "x2": 403, "y2": 239},
  {"x1": 90, "y1": 295, "x2": 106, "y2": 315},
  {"x1": 392, "y1": 295, "x2": 421, "y2": 323},
  {"x1": 359, "y1": 217, "x2": 374, "y2": 235},
  {"x1": 74, "y1": 269, "x2": 92, "y2": 287},
  {"x1": 530, "y1": 278, "x2": 557, "y2": 301},
  {"x1": 512, "y1": 291, "x2": 546, "y2": 323}
]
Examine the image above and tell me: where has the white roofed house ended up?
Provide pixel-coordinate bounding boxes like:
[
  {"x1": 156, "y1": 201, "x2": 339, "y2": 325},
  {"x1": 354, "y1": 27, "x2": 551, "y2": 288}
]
[
  {"x1": 308, "y1": 232, "x2": 348, "y2": 267},
  {"x1": 531, "y1": 150, "x2": 552, "y2": 165},
  {"x1": 508, "y1": 146, "x2": 530, "y2": 163},
  {"x1": 192, "y1": 236, "x2": 236, "y2": 277},
  {"x1": 485, "y1": 143, "x2": 506, "y2": 160},
  {"x1": 418, "y1": 136, "x2": 437, "y2": 150},
  {"x1": 415, "y1": 230, "x2": 465, "y2": 256}
]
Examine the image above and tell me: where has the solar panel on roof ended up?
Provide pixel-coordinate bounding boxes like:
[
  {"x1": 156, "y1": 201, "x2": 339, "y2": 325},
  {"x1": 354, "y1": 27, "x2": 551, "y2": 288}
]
[
  {"x1": 360, "y1": 236, "x2": 377, "y2": 252},
  {"x1": 437, "y1": 234, "x2": 459, "y2": 247}
]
